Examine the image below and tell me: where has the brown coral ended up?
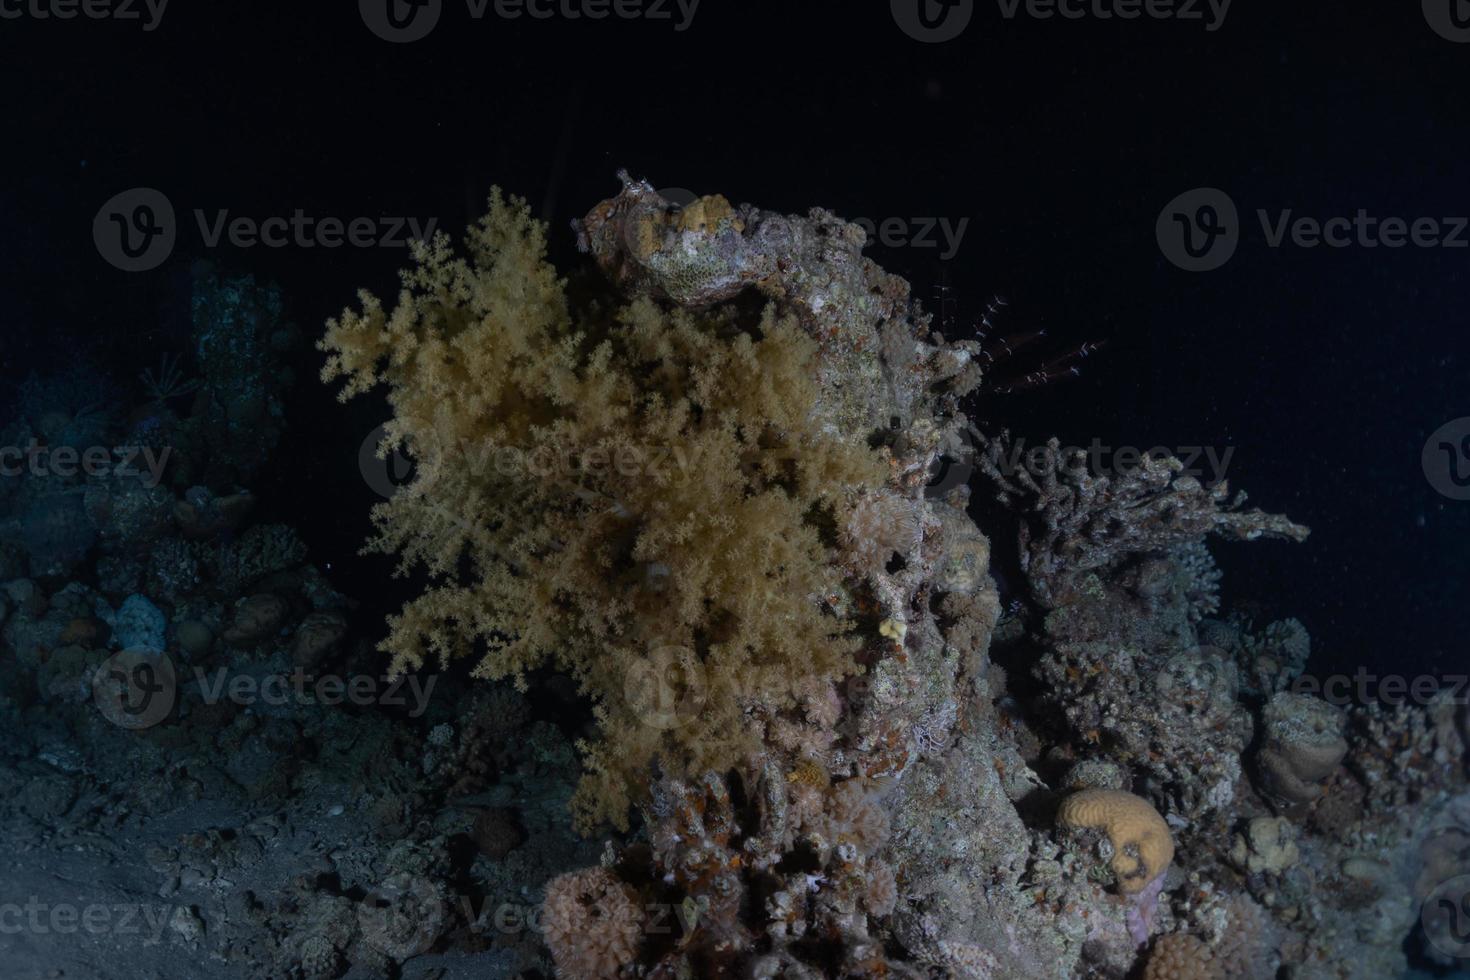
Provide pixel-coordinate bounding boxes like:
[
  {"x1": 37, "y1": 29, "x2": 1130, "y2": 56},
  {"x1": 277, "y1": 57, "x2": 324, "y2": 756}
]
[
  {"x1": 1057, "y1": 788, "x2": 1175, "y2": 893},
  {"x1": 1255, "y1": 692, "x2": 1347, "y2": 807},
  {"x1": 1144, "y1": 933, "x2": 1222, "y2": 980}
]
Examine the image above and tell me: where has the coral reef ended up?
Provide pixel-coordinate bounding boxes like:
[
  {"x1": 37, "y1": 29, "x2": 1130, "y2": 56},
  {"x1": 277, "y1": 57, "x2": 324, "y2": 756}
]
[
  {"x1": 0, "y1": 175, "x2": 1462, "y2": 980},
  {"x1": 307, "y1": 175, "x2": 1470, "y2": 979}
]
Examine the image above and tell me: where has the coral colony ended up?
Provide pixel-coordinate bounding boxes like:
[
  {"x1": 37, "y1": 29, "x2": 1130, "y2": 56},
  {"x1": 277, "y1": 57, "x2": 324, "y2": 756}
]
[{"x1": 0, "y1": 175, "x2": 1464, "y2": 978}]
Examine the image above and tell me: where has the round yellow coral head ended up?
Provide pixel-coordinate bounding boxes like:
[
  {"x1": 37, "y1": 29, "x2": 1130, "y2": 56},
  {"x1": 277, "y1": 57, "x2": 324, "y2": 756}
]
[{"x1": 1057, "y1": 788, "x2": 1175, "y2": 894}]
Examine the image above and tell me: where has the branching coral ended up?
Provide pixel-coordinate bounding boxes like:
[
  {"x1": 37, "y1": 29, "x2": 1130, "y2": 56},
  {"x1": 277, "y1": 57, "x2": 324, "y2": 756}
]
[
  {"x1": 976, "y1": 432, "x2": 1307, "y2": 608},
  {"x1": 320, "y1": 190, "x2": 891, "y2": 829}
]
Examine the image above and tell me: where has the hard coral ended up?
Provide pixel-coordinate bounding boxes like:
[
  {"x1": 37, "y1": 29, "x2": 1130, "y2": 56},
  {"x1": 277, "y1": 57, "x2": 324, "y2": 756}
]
[
  {"x1": 1255, "y1": 692, "x2": 1347, "y2": 808},
  {"x1": 1057, "y1": 788, "x2": 1175, "y2": 894},
  {"x1": 976, "y1": 432, "x2": 1307, "y2": 608},
  {"x1": 1143, "y1": 933, "x2": 1222, "y2": 980}
]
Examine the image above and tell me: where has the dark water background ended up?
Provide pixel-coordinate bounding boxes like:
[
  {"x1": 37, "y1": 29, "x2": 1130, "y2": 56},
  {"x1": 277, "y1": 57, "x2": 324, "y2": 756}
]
[{"x1": 1, "y1": 1, "x2": 1465, "y2": 685}]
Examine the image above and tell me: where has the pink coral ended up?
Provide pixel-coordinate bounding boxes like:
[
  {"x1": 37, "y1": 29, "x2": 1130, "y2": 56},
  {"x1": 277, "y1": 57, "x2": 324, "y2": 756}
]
[{"x1": 540, "y1": 868, "x2": 643, "y2": 979}]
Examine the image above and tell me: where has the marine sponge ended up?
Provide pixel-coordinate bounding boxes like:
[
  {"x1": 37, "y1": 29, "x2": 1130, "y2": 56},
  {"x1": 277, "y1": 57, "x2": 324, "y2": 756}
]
[
  {"x1": 540, "y1": 867, "x2": 644, "y2": 979},
  {"x1": 1057, "y1": 788, "x2": 1175, "y2": 894}
]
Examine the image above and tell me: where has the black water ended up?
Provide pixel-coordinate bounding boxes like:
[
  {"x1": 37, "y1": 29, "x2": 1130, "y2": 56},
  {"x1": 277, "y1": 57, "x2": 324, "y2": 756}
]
[{"x1": 3, "y1": 0, "x2": 1465, "y2": 687}]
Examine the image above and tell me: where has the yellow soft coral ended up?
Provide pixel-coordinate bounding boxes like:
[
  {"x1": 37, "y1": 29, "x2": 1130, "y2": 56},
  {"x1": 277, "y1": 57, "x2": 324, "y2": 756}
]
[
  {"x1": 320, "y1": 190, "x2": 888, "y2": 830},
  {"x1": 1057, "y1": 788, "x2": 1175, "y2": 893}
]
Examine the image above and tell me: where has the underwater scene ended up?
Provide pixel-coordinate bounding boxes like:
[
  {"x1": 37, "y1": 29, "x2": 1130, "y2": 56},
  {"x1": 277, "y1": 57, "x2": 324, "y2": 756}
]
[{"x1": 1, "y1": 3, "x2": 1468, "y2": 978}]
